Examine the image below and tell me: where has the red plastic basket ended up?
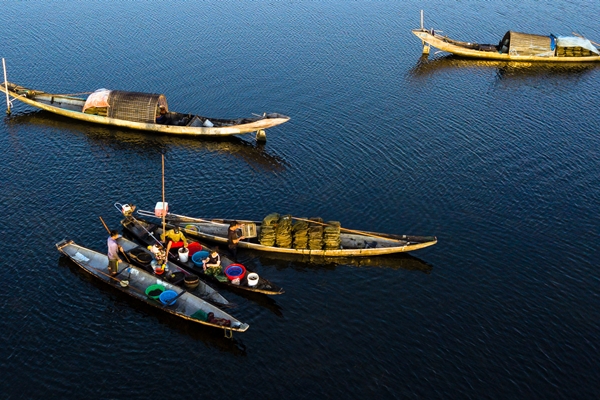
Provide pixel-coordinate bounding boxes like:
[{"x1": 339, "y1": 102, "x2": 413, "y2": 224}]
[{"x1": 224, "y1": 264, "x2": 246, "y2": 281}]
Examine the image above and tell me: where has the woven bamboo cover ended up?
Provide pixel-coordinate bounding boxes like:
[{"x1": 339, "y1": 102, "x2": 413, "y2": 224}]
[
  {"x1": 502, "y1": 31, "x2": 553, "y2": 57},
  {"x1": 107, "y1": 91, "x2": 168, "y2": 123}
]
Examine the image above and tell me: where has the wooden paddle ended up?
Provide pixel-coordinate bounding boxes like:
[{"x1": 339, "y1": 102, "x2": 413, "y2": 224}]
[
  {"x1": 87, "y1": 264, "x2": 140, "y2": 293},
  {"x1": 166, "y1": 289, "x2": 186, "y2": 306},
  {"x1": 99, "y1": 216, "x2": 131, "y2": 263}
]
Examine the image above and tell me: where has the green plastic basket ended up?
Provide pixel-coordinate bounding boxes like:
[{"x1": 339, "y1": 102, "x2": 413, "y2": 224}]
[{"x1": 145, "y1": 284, "x2": 166, "y2": 299}]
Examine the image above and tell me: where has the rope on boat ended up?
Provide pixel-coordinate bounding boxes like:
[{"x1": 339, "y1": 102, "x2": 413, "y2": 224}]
[
  {"x1": 58, "y1": 91, "x2": 94, "y2": 96},
  {"x1": 138, "y1": 209, "x2": 228, "y2": 228},
  {"x1": 224, "y1": 327, "x2": 233, "y2": 339},
  {"x1": 115, "y1": 203, "x2": 166, "y2": 249}
]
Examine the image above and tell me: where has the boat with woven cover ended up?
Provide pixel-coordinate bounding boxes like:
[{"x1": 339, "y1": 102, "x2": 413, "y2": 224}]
[
  {"x1": 412, "y1": 14, "x2": 600, "y2": 62},
  {"x1": 56, "y1": 239, "x2": 249, "y2": 335},
  {"x1": 0, "y1": 81, "x2": 289, "y2": 141}
]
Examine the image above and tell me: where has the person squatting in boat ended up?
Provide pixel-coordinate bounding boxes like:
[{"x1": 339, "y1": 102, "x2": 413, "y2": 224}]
[
  {"x1": 202, "y1": 249, "x2": 222, "y2": 276},
  {"x1": 161, "y1": 226, "x2": 188, "y2": 256}
]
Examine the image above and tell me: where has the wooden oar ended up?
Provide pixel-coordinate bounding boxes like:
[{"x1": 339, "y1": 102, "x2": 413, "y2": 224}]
[
  {"x1": 166, "y1": 289, "x2": 186, "y2": 306},
  {"x1": 99, "y1": 216, "x2": 131, "y2": 263},
  {"x1": 87, "y1": 264, "x2": 140, "y2": 293},
  {"x1": 290, "y1": 216, "x2": 403, "y2": 242}
]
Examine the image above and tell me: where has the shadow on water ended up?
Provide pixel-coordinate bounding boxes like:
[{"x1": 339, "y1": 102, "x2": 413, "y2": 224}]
[
  {"x1": 237, "y1": 249, "x2": 434, "y2": 274},
  {"x1": 57, "y1": 256, "x2": 248, "y2": 356},
  {"x1": 4, "y1": 110, "x2": 288, "y2": 172},
  {"x1": 407, "y1": 54, "x2": 598, "y2": 81}
]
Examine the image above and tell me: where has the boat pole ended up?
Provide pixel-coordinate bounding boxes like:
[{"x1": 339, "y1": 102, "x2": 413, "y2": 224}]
[
  {"x1": 2, "y1": 58, "x2": 10, "y2": 115},
  {"x1": 161, "y1": 154, "x2": 167, "y2": 241},
  {"x1": 420, "y1": 10, "x2": 430, "y2": 55},
  {"x1": 291, "y1": 216, "x2": 407, "y2": 243}
]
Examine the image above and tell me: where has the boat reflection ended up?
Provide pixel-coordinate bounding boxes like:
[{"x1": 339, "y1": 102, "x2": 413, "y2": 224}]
[
  {"x1": 5, "y1": 110, "x2": 288, "y2": 172},
  {"x1": 408, "y1": 54, "x2": 598, "y2": 81},
  {"x1": 238, "y1": 250, "x2": 434, "y2": 274},
  {"x1": 58, "y1": 256, "x2": 248, "y2": 355}
]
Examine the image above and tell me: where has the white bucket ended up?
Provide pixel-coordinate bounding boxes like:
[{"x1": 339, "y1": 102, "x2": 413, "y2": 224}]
[
  {"x1": 203, "y1": 119, "x2": 214, "y2": 127},
  {"x1": 247, "y1": 272, "x2": 259, "y2": 287},
  {"x1": 178, "y1": 247, "x2": 189, "y2": 263}
]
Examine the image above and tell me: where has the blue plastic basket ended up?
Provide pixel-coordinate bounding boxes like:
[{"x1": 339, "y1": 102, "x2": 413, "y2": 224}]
[
  {"x1": 191, "y1": 251, "x2": 210, "y2": 267},
  {"x1": 159, "y1": 290, "x2": 178, "y2": 305}
]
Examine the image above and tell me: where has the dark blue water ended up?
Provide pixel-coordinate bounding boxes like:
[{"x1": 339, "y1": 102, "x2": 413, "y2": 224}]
[{"x1": 1, "y1": 1, "x2": 599, "y2": 399}]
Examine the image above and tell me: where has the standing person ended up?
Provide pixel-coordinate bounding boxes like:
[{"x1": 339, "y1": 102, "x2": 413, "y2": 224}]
[
  {"x1": 227, "y1": 221, "x2": 245, "y2": 260},
  {"x1": 107, "y1": 230, "x2": 124, "y2": 276}
]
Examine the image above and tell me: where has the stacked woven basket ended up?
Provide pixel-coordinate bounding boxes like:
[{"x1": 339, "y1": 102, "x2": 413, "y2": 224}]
[
  {"x1": 258, "y1": 213, "x2": 279, "y2": 246},
  {"x1": 258, "y1": 213, "x2": 342, "y2": 250},
  {"x1": 556, "y1": 46, "x2": 596, "y2": 57}
]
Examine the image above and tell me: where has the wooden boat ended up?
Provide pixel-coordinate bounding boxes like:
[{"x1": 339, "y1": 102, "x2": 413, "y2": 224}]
[
  {"x1": 412, "y1": 27, "x2": 600, "y2": 62},
  {"x1": 120, "y1": 215, "x2": 285, "y2": 295},
  {"x1": 56, "y1": 239, "x2": 249, "y2": 334},
  {"x1": 116, "y1": 235, "x2": 229, "y2": 306},
  {"x1": 0, "y1": 81, "x2": 289, "y2": 141},
  {"x1": 141, "y1": 210, "x2": 438, "y2": 257}
]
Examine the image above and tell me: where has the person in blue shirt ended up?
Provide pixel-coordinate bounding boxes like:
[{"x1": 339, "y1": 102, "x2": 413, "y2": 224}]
[{"x1": 156, "y1": 105, "x2": 168, "y2": 124}]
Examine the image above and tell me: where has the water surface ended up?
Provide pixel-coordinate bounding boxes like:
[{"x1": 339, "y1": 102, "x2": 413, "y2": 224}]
[{"x1": 1, "y1": 1, "x2": 599, "y2": 399}]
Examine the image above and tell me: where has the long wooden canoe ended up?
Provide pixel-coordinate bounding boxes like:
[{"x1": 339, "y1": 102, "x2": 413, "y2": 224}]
[
  {"x1": 116, "y1": 236, "x2": 229, "y2": 306},
  {"x1": 1, "y1": 81, "x2": 289, "y2": 141},
  {"x1": 120, "y1": 216, "x2": 285, "y2": 295},
  {"x1": 412, "y1": 28, "x2": 600, "y2": 62},
  {"x1": 56, "y1": 239, "x2": 249, "y2": 333},
  {"x1": 147, "y1": 211, "x2": 438, "y2": 257}
]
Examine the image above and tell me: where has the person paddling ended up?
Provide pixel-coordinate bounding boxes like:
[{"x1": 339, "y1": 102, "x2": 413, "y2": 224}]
[{"x1": 107, "y1": 230, "x2": 124, "y2": 276}]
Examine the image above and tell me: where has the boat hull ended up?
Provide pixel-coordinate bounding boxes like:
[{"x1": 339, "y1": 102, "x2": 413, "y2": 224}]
[
  {"x1": 412, "y1": 29, "x2": 600, "y2": 62},
  {"x1": 56, "y1": 239, "x2": 248, "y2": 332},
  {"x1": 163, "y1": 214, "x2": 437, "y2": 257},
  {"x1": 116, "y1": 236, "x2": 229, "y2": 306},
  {"x1": 1, "y1": 82, "x2": 289, "y2": 136}
]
